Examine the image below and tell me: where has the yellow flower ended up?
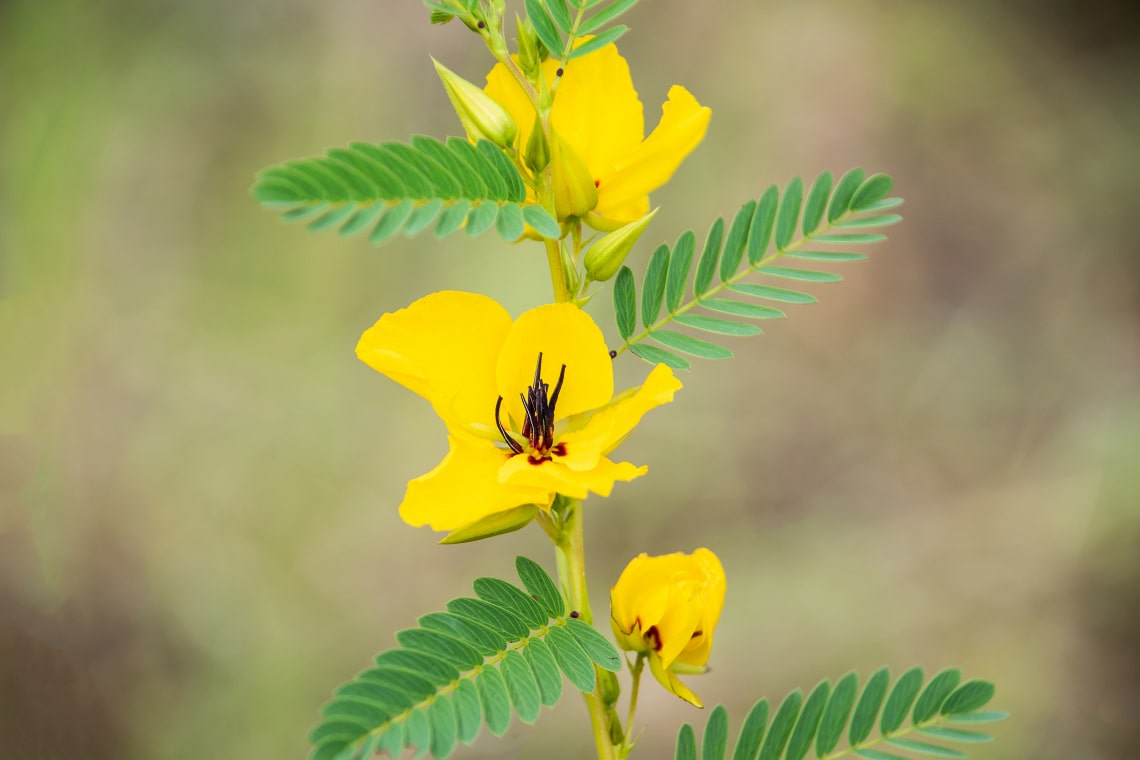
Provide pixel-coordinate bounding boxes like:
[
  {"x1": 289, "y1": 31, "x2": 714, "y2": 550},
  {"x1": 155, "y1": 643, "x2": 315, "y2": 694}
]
[
  {"x1": 355, "y1": 291, "x2": 681, "y2": 535},
  {"x1": 610, "y1": 548, "x2": 726, "y2": 708},
  {"x1": 484, "y1": 42, "x2": 711, "y2": 227}
]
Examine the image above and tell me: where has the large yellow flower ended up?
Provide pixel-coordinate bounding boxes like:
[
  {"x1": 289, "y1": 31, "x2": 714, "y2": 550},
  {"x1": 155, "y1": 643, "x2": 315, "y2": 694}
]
[
  {"x1": 356, "y1": 291, "x2": 681, "y2": 536},
  {"x1": 610, "y1": 548, "x2": 726, "y2": 708},
  {"x1": 484, "y1": 42, "x2": 711, "y2": 226}
]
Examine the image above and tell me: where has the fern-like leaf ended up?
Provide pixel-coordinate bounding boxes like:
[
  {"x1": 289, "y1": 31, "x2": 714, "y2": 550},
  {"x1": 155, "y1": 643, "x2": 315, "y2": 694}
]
[
  {"x1": 674, "y1": 667, "x2": 1007, "y2": 760},
  {"x1": 525, "y1": 0, "x2": 638, "y2": 61},
  {"x1": 252, "y1": 136, "x2": 561, "y2": 245},
  {"x1": 612, "y1": 169, "x2": 903, "y2": 369},
  {"x1": 309, "y1": 557, "x2": 621, "y2": 760}
]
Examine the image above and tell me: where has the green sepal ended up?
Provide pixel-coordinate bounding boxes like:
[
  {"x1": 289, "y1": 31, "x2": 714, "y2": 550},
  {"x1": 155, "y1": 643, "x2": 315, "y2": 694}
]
[{"x1": 438, "y1": 504, "x2": 539, "y2": 544}]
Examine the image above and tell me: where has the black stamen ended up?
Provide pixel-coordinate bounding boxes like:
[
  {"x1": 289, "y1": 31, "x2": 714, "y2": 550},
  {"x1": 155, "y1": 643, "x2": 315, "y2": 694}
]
[
  {"x1": 520, "y1": 392, "x2": 537, "y2": 439},
  {"x1": 495, "y1": 396, "x2": 524, "y2": 454},
  {"x1": 548, "y1": 364, "x2": 566, "y2": 411},
  {"x1": 493, "y1": 354, "x2": 569, "y2": 457}
]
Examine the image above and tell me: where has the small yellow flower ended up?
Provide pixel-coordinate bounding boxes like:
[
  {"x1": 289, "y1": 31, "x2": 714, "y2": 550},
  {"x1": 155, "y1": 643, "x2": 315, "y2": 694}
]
[
  {"x1": 484, "y1": 42, "x2": 711, "y2": 227},
  {"x1": 356, "y1": 291, "x2": 681, "y2": 535},
  {"x1": 610, "y1": 548, "x2": 726, "y2": 708}
]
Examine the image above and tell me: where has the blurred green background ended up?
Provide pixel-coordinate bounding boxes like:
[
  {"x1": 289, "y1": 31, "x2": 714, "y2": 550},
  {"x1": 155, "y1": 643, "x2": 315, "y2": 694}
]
[{"x1": 2, "y1": 0, "x2": 1138, "y2": 757}]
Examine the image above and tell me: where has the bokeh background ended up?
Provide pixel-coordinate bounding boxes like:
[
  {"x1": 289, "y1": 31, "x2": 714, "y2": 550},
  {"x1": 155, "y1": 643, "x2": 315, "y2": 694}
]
[{"x1": 2, "y1": 0, "x2": 1139, "y2": 758}]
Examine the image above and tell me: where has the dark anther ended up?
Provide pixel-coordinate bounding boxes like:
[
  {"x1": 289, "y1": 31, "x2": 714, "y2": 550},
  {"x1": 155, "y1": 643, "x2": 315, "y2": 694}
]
[
  {"x1": 569, "y1": 610, "x2": 580, "y2": 619},
  {"x1": 495, "y1": 353, "x2": 568, "y2": 457},
  {"x1": 495, "y1": 396, "x2": 524, "y2": 455},
  {"x1": 608, "y1": 349, "x2": 617, "y2": 359},
  {"x1": 556, "y1": 67, "x2": 564, "y2": 77}
]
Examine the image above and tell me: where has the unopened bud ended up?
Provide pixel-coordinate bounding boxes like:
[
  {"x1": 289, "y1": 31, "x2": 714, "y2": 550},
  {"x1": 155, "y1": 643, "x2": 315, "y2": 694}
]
[
  {"x1": 432, "y1": 58, "x2": 517, "y2": 148},
  {"x1": 583, "y1": 208, "x2": 658, "y2": 282},
  {"x1": 559, "y1": 242, "x2": 581, "y2": 295},
  {"x1": 516, "y1": 15, "x2": 541, "y2": 80},
  {"x1": 599, "y1": 669, "x2": 621, "y2": 707},
  {"x1": 550, "y1": 132, "x2": 598, "y2": 221},
  {"x1": 524, "y1": 116, "x2": 550, "y2": 173}
]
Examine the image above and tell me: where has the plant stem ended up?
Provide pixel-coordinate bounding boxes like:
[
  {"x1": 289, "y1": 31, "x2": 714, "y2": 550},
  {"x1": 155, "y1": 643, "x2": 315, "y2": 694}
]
[
  {"x1": 554, "y1": 499, "x2": 617, "y2": 760},
  {"x1": 619, "y1": 654, "x2": 645, "y2": 757},
  {"x1": 545, "y1": 238, "x2": 571, "y2": 303}
]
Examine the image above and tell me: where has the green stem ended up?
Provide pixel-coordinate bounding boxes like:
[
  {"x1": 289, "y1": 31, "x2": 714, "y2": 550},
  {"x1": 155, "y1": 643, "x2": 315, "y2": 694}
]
[
  {"x1": 546, "y1": 238, "x2": 571, "y2": 303},
  {"x1": 553, "y1": 499, "x2": 617, "y2": 760},
  {"x1": 618, "y1": 654, "x2": 645, "y2": 758}
]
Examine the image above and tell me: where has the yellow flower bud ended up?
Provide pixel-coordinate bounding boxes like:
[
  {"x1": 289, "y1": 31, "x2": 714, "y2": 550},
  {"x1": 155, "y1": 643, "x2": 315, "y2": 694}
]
[
  {"x1": 583, "y1": 208, "x2": 658, "y2": 283},
  {"x1": 432, "y1": 58, "x2": 517, "y2": 149},
  {"x1": 550, "y1": 131, "x2": 598, "y2": 221},
  {"x1": 609, "y1": 548, "x2": 726, "y2": 708}
]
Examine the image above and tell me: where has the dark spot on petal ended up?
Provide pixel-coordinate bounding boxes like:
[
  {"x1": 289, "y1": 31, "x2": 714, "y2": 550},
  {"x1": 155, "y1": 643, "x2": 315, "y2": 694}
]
[
  {"x1": 527, "y1": 454, "x2": 548, "y2": 466},
  {"x1": 551, "y1": 442, "x2": 567, "y2": 457},
  {"x1": 594, "y1": 179, "x2": 600, "y2": 188},
  {"x1": 645, "y1": 625, "x2": 662, "y2": 651}
]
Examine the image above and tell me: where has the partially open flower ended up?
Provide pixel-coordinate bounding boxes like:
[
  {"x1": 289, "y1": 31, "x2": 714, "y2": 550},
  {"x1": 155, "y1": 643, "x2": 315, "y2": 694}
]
[
  {"x1": 610, "y1": 548, "x2": 726, "y2": 707},
  {"x1": 355, "y1": 291, "x2": 681, "y2": 538},
  {"x1": 484, "y1": 41, "x2": 711, "y2": 227}
]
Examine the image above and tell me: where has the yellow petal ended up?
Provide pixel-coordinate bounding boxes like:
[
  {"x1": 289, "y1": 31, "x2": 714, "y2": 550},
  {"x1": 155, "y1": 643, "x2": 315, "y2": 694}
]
[
  {"x1": 610, "y1": 553, "x2": 671, "y2": 634},
  {"x1": 550, "y1": 42, "x2": 644, "y2": 179},
  {"x1": 671, "y1": 548, "x2": 726, "y2": 669},
  {"x1": 498, "y1": 453, "x2": 644, "y2": 500},
  {"x1": 609, "y1": 603, "x2": 646, "y2": 653},
  {"x1": 594, "y1": 85, "x2": 711, "y2": 223},
  {"x1": 356, "y1": 291, "x2": 511, "y2": 430},
  {"x1": 559, "y1": 363, "x2": 681, "y2": 463},
  {"x1": 495, "y1": 303, "x2": 613, "y2": 427},
  {"x1": 400, "y1": 435, "x2": 551, "y2": 532},
  {"x1": 654, "y1": 584, "x2": 703, "y2": 668},
  {"x1": 648, "y1": 651, "x2": 703, "y2": 708}
]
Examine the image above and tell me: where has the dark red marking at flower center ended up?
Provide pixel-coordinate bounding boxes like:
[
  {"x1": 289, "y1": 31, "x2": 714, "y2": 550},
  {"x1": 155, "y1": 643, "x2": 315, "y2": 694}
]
[
  {"x1": 495, "y1": 353, "x2": 567, "y2": 459},
  {"x1": 594, "y1": 179, "x2": 600, "y2": 188},
  {"x1": 645, "y1": 625, "x2": 662, "y2": 651}
]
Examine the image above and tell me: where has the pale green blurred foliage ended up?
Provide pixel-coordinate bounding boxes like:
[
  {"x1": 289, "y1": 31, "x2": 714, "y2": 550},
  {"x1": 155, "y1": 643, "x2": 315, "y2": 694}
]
[{"x1": 2, "y1": 1, "x2": 1138, "y2": 758}]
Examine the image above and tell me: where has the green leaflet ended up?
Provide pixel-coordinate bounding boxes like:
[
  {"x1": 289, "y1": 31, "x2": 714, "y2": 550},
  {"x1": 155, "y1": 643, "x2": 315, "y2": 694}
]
[
  {"x1": 253, "y1": 136, "x2": 561, "y2": 246},
  {"x1": 568, "y1": 25, "x2": 629, "y2": 58},
  {"x1": 676, "y1": 667, "x2": 1002, "y2": 760},
  {"x1": 817, "y1": 671, "x2": 859, "y2": 756},
  {"x1": 702, "y1": 705, "x2": 730, "y2": 760},
  {"x1": 757, "y1": 690, "x2": 802, "y2": 760},
  {"x1": 614, "y1": 170, "x2": 902, "y2": 368},
  {"x1": 881, "y1": 667, "x2": 925, "y2": 735},
  {"x1": 913, "y1": 669, "x2": 962, "y2": 724},
  {"x1": 535, "y1": 0, "x2": 641, "y2": 61},
  {"x1": 307, "y1": 558, "x2": 621, "y2": 760},
  {"x1": 731, "y1": 699, "x2": 769, "y2": 760},
  {"x1": 785, "y1": 680, "x2": 830, "y2": 760},
  {"x1": 850, "y1": 668, "x2": 891, "y2": 745}
]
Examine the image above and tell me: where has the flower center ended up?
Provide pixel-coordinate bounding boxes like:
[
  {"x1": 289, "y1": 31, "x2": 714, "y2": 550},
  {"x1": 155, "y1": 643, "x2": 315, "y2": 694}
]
[{"x1": 495, "y1": 352, "x2": 566, "y2": 460}]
